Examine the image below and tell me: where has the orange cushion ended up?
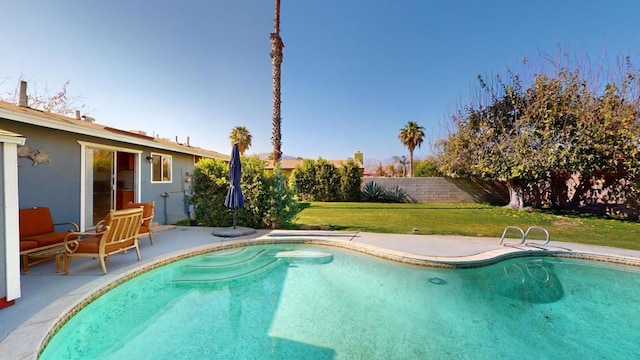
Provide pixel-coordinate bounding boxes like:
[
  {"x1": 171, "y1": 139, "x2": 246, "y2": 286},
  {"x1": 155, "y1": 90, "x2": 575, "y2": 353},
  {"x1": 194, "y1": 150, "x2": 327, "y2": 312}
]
[
  {"x1": 22, "y1": 232, "x2": 75, "y2": 247},
  {"x1": 105, "y1": 240, "x2": 135, "y2": 253},
  {"x1": 20, "y1": 240, "x2": 40, "y2": 252},
  {"x1": 74, "y1": 236, "x2": 101, "y2": 253},
  {"x1": 19, "y1": 207, "x2": 55, "y2": 237},
  {"x1": 125, "y1": 202, "x2": 153, "y2": 226},
  {"x1": 74, "y1": 237, "x2": 135, "y2": 254}
]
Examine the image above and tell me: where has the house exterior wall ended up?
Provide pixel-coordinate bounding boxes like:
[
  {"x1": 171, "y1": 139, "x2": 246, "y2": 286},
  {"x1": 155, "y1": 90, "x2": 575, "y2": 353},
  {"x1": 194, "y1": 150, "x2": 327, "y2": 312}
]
[
  {"x1": 0, "y1": 120, "x2": 196, "y2": 227},
  {"x1": 12, "y1": 124, "x2": 81, "y2": 223},
  {"x1": 362, "y1": 177, "x2": 509, "y2": 204},
  {"x1": 142, "y1": 153, "x2": 194, "y2": 225}
]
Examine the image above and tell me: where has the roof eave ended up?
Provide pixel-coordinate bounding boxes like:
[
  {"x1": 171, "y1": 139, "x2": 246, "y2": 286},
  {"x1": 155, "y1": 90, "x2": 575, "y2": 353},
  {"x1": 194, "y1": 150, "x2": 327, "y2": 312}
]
[{"x1": 0, "y1": 106, "x2": 226, "y2": 159}]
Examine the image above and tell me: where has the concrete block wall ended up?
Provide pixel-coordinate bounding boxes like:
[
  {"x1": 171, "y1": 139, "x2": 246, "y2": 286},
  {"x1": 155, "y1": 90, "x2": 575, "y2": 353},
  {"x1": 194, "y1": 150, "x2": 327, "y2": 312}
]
[{"x1": 362, "y1": 177, "x2": 509, "y2": 204}]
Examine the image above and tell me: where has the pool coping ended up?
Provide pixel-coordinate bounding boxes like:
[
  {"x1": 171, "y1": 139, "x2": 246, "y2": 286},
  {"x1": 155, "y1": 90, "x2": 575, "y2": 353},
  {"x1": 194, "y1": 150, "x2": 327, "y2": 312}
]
[{"x1": 3, "y1": 229, "x2": 640, "y2": 359}]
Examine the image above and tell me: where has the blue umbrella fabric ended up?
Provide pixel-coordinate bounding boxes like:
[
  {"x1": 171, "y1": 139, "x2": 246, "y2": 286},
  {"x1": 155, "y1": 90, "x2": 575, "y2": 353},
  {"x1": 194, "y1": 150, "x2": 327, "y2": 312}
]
[{"x1": 224, "y1": 143, "x2": 244, "y2": 228}]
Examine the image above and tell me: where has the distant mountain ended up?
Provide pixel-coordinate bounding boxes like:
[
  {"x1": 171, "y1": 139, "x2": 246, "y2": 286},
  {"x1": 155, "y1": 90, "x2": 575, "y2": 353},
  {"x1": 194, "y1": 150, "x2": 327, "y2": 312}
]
[{"x1": 252, "y1": 153, "x2": 299, "y2": 160}]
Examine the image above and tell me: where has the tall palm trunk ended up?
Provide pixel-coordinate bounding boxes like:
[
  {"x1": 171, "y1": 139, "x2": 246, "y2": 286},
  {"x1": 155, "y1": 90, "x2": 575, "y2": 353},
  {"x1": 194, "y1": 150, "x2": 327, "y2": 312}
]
[
  {"x1": 408, "y1": 149, "x2": 414, "y2": 177},
  {"x1": 270, "y1": 0, "x2": 284, "y2": 163}
]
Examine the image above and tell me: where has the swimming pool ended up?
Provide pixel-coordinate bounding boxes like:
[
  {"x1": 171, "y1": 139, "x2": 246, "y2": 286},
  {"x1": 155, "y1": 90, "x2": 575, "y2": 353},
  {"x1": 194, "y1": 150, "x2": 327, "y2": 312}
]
[{"x1": 40, "y1": 244, "x2": 640, "y2": 359}]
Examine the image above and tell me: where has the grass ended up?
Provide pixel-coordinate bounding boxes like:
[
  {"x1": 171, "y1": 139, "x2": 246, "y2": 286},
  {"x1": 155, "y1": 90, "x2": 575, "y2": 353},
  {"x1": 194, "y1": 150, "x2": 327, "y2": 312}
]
[{"x1": 286, "y1": 202, "x2": 640, "y2": 251}]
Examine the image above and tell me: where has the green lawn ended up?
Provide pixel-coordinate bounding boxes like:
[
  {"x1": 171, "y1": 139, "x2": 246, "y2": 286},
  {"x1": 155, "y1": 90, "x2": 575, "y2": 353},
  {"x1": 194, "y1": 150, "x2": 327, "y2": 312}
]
[{"x1": 288, "y1": 202, "x2": 640, "y2": 250}]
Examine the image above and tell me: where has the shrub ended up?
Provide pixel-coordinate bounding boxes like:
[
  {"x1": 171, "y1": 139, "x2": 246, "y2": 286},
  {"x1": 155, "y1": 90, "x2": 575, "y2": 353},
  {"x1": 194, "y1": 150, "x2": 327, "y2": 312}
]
[
  {"x1": 190, "y1": 157, "x2": 298, "y2": 228},
  {"x1": 340, "y1": 159, "x2": 364, "y2": 201},
  {"x1": 289, "y1": 158, "x2": 363, "y2": 201}
]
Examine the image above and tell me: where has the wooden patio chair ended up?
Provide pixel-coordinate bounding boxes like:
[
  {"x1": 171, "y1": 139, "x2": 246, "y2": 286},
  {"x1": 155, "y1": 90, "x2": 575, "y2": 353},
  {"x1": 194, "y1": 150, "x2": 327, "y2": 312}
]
[
  {"x1": 62, "y1": 207, "x2": 144, "y2": 275},
  {"x1": 125, "y1": 201, "x2": 155, "y2": 245}
]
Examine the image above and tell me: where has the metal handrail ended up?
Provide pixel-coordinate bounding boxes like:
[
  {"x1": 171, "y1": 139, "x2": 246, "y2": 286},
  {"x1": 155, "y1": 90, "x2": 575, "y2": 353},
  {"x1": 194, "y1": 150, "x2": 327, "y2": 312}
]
[
  {"x1": 524, "y1": 226, "x2": 550, "y2": 246},
  {"x1": 499, "y1": 226, "x2": 526, "y2": 246}
]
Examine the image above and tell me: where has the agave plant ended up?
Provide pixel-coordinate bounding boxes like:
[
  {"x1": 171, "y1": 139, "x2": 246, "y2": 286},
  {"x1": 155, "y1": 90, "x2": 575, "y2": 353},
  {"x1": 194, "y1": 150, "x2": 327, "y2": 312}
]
[
  {"x1": 384, "y1": 185, "x2": 413, "y2": 203},
  {"x1": 360, "y1": 181, "x2": 388, "y2": 202}
]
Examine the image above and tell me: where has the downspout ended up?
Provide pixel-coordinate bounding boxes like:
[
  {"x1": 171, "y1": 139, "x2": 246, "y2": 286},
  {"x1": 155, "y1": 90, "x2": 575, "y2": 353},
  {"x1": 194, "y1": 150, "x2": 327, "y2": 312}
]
[{"x1": 160, "y1": 192, "x2": 170, "y2": 225}]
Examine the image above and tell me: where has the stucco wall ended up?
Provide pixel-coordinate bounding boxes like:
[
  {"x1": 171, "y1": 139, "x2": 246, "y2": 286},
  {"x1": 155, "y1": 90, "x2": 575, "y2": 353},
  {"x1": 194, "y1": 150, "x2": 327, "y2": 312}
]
[{"x1": 362, "y1": 177, "x2": 509, "y2": 204}]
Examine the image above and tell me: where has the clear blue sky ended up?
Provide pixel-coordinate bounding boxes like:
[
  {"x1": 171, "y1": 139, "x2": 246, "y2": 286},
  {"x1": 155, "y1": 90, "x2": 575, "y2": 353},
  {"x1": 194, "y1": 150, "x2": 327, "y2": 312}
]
[{"x1": 1, "y1": 1, "x2": 639, "y2": 164}]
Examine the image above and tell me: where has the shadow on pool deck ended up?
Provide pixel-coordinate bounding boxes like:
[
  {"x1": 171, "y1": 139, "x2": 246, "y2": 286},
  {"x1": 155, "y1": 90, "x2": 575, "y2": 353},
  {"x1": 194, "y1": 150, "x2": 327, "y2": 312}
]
[{"x1": 2, "y1": 226, "x2": 640, "y2": 359}]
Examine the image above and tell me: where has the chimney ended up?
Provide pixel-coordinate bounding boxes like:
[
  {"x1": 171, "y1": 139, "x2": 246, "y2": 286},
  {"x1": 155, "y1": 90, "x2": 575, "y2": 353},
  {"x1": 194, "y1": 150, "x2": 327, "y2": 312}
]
[
  {"x1": 75, "y1": 110, "x2": 81, "y2": 120},
  {"x1": 187, "y1": 136, "x2": 190, "y2": 146},
  {"x1": 354, "y1": 151, "x2": 364, "y2": 165},
  {"x1": 18, "y1": 81, "x2": 28, "y2": 107}
]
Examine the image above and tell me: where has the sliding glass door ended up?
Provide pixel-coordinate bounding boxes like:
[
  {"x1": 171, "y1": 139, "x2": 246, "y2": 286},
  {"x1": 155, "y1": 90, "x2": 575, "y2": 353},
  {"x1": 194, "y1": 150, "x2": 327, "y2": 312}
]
[{"x1": 85, "y1": 148, "x2": 115, "y2": 227}]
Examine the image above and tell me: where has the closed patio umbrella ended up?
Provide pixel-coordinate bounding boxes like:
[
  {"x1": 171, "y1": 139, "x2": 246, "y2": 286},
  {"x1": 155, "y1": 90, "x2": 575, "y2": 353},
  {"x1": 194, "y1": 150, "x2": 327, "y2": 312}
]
[{"x1": 224, "y1": 143, "x2": 244, "y2": 229}]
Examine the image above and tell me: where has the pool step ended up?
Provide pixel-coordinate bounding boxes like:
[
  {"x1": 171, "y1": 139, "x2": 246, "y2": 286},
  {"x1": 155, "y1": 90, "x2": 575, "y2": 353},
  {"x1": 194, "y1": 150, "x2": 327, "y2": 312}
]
[
  {"x1": 274, "y1": 250, "x2": 333, "y2": 265},
  {"x1": 186, "y1": 249, "x2": 273, "y2": 269},
  {"x1": 170, "y1": 248, "x2": 333, "y2": 287},
  {"x1": 171, "y1": 257, "x2": 282, "y2": 286}
]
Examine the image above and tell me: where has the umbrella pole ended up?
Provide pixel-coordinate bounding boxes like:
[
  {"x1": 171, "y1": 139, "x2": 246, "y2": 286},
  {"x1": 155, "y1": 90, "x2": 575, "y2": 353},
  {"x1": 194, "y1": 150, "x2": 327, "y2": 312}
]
[{"x1": 233, "y1": 208, "x2": 237, "y2": 229}]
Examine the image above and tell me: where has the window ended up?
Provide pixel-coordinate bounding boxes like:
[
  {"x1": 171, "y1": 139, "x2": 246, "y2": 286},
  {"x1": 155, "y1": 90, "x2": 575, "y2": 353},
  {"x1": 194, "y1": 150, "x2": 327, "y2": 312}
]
[{"x1": 150, "y1": 153, "x2": 172, "y2": 183}]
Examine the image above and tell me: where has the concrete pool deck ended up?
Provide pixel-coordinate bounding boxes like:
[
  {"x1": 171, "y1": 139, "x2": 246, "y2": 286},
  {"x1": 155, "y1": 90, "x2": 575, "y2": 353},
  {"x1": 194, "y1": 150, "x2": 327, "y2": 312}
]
[{"x1": 2, "y1": 226, "x2": 640, "y2": 359}]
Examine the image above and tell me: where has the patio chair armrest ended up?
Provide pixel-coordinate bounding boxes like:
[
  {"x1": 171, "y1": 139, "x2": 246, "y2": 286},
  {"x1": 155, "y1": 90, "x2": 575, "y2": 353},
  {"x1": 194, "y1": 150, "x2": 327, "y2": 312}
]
[
  {"x1": 63, "y1": 228, "x2": 108, "y2": 253},
  {"x1": 96, "y1": 219, "x2": 107, "y2": 232},
  {"x1": 55, "y1": 221, "x2": 80, "y2": 232}
]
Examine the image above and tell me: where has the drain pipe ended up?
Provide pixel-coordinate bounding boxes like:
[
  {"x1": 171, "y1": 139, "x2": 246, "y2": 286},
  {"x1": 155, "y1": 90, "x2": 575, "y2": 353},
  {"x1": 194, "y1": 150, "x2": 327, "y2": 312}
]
[{"x1": 160, "y1": 192, "x2": 170, "y2": 225}]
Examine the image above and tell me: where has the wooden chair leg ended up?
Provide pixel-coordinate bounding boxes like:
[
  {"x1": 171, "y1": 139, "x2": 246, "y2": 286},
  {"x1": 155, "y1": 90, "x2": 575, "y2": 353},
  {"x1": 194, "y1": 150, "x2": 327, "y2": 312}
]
[
  {"x1": 99, "y1": 256, "x2": 108, "y2": 274},
  {"x1": 63, "y1": 254, "x2": 69, "y2": 275},
  {"x1": 22, "y1": 255, "x2": 30, "y2": 274}
]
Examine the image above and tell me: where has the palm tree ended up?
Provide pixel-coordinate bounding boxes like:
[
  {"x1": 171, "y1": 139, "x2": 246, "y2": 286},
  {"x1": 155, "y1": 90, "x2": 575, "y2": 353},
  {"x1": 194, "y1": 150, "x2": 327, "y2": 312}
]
[
  {"x1": 398, "y1": 121, "x2": 425, "y2": 177},
  {"x1": 270, "y1": 0, "x2": 284, "y2": 163},
  {"x1": 229, "y1": 126, "x2": 253, "y2": 155},
  {"x1": 392, "y1": 155, "x2": 409, "y2": 177}
]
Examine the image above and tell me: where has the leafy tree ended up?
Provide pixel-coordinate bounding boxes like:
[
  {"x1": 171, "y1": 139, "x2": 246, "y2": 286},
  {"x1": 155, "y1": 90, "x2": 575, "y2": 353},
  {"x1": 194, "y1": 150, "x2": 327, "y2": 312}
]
[
  {"x1": 385, "y1": 164, "x2": 396, "y2": 177},
  {"x1": 439, "y1": 54, "x2": 640, "y2": 211},
  {"x1": 398, "y1": 121, "x2": 425, "y2": 177},
  {"x1": 414, "y1": 156, "x2": 442, "y2": 177},
  {"x1": 375, "y1": 162, "x2": 386, "y2": 176},
  {"x1": 228, "y1": 126, "x2": 253, "y2": 155},
  {"x1": 392, "y1": 155, "x2": 409, "y2": 177}
]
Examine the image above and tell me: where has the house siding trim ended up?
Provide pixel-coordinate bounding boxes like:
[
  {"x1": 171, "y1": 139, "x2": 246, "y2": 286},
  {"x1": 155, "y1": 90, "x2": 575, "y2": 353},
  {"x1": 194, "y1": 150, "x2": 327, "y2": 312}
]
[
  {"x1": 77, "y1": 141, "x2": 143, "y2": 230},
  {"x1": 2, "y1": 132, "x2": 25, "y2": 302}
]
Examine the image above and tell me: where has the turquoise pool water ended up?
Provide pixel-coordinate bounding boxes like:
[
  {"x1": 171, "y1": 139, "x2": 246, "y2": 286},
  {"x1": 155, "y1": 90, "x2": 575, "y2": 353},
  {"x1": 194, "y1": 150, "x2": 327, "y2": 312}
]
[{"x1": 41, "y1": 244, "x2": 640, "y2": 359}]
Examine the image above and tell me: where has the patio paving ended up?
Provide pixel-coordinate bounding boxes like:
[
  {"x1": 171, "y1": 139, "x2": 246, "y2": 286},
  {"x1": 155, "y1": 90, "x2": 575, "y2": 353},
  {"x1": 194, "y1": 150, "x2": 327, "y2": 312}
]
[{"x1": 2, "y1": 226, "x2": 640, "y2": 359}]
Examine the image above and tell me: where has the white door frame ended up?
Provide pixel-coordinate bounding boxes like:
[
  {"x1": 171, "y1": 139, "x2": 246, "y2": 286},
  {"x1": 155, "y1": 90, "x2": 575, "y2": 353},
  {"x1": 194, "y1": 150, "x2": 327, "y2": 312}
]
[{"x1": 77, "y1": 141, "x2": 142, "y2": 230}]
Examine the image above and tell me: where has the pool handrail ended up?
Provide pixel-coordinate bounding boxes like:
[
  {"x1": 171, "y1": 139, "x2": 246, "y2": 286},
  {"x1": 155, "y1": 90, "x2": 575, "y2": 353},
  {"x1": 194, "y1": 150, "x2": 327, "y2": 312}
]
[
  {"x1": 499, "y1": 226, "x2": 526, "y2": 246},
  {"x1": 524, "y1": 226, "x2": 550, "y2": 247}
]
